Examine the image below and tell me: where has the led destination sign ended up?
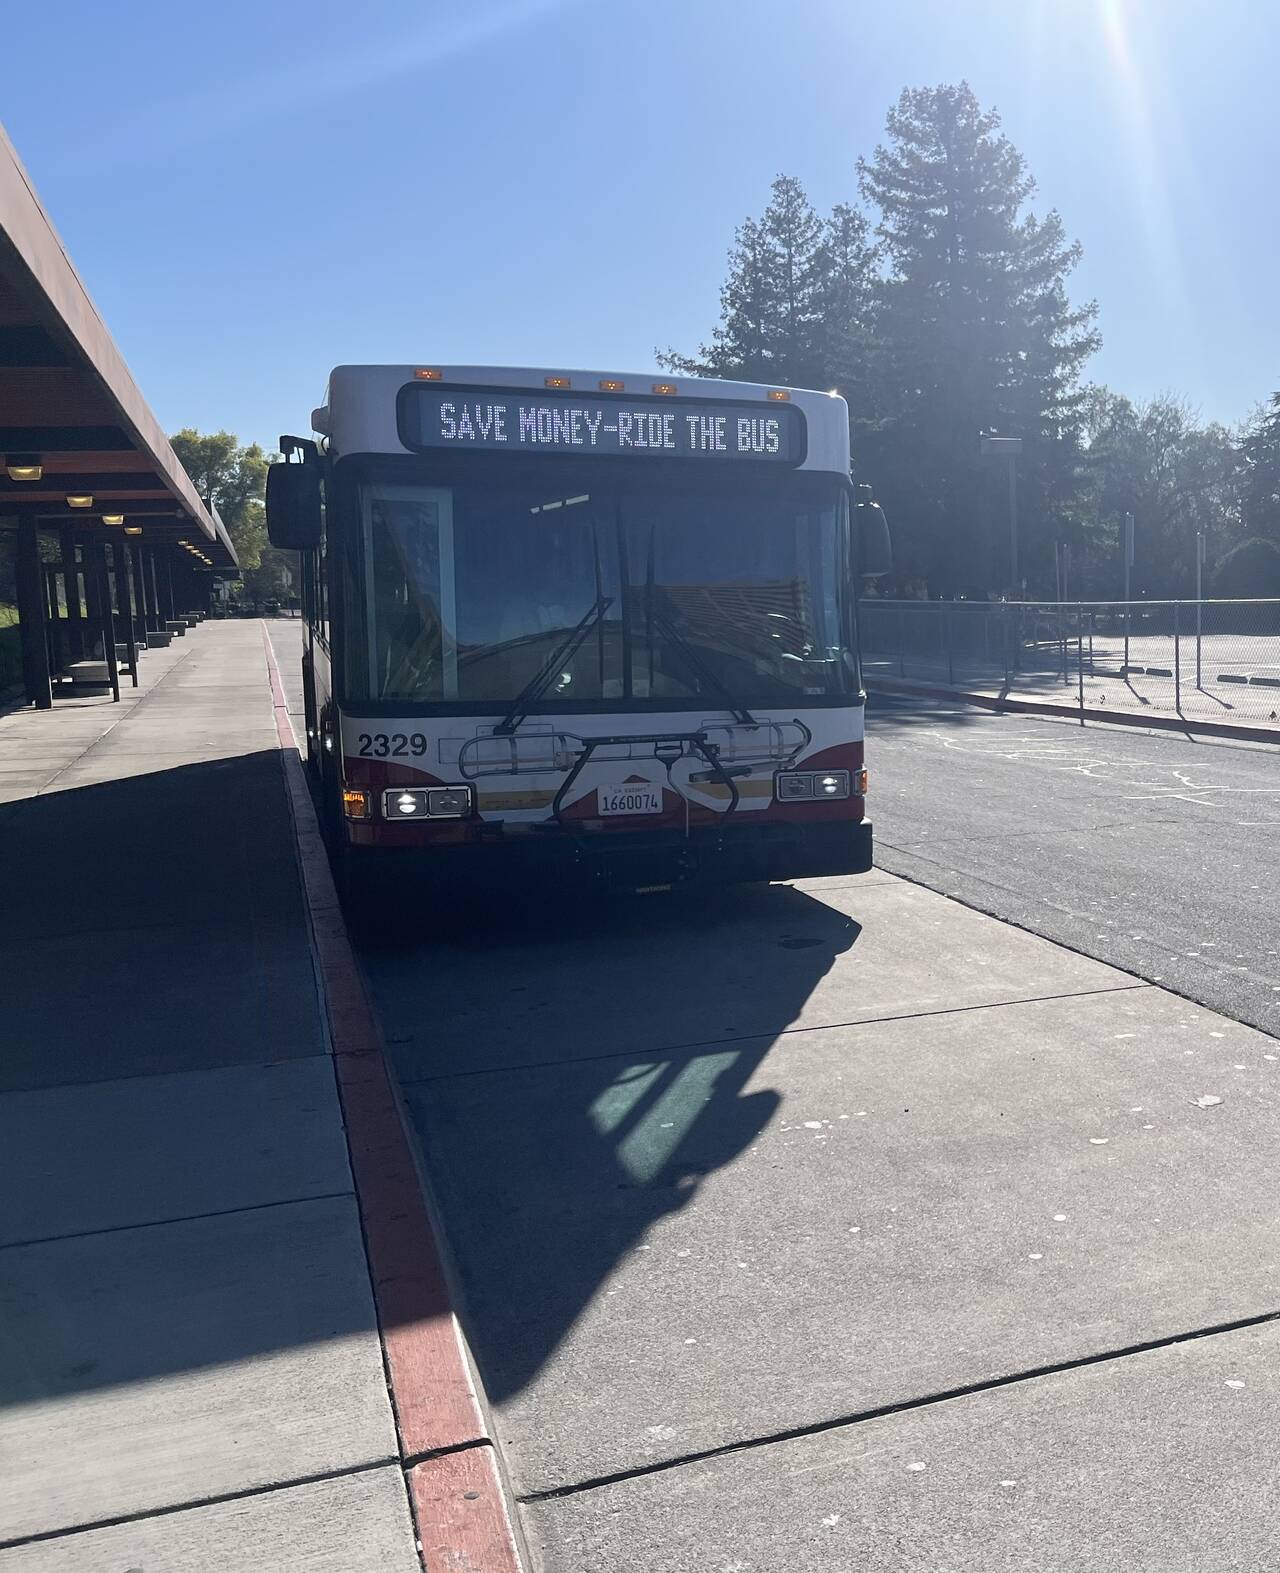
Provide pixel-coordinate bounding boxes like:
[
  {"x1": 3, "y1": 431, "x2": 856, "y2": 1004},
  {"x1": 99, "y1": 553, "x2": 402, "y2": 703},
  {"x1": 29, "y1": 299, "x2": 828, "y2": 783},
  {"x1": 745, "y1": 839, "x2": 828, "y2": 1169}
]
[{"x1": 400, "y1": 386, "x2": 805, "y2": 465}]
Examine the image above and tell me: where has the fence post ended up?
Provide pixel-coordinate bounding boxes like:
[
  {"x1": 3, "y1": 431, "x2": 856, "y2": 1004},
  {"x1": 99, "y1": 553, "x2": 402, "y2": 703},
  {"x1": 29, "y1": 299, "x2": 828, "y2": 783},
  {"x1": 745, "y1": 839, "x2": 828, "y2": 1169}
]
[
  {"x1": 898, "y1": 605, "x2": 905, "y2": 678},
  {"x1": 1002, "y1": 603, "x2": 1011, "y2": 687},
  {"x1": 1195, "y1": 532, "x2": 1204, "y2": 690},
  {"x1": 1173, "y1": 600, "x2": 1182, "y2": 716},
  {"x1": 947, "y1": 609, "x2": 954, "y2": 686},
  {"x1": 1057, "y1": 602, "x2": 1067, "y2": 685},
  {"x1": 1077, "y1": 606, "x2": 1085, "y2": 723}
]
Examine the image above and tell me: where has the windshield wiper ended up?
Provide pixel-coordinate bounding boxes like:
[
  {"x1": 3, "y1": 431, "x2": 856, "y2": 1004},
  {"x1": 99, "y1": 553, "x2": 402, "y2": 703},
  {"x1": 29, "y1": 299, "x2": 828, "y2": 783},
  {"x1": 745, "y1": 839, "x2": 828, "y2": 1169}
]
[
  {"x1": 650, "y1": 608, "x2": 756, "y2": 727},
  {"x1": 494, "y1": 596, "x2": 613, "y2": 736}
]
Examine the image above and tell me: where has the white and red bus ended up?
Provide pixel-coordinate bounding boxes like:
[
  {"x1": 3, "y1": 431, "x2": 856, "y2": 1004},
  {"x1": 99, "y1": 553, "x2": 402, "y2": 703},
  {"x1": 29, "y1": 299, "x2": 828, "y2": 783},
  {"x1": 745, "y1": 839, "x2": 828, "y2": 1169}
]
[{"x1": 267, "y1": 366, "x2": 889, "y2": 901}]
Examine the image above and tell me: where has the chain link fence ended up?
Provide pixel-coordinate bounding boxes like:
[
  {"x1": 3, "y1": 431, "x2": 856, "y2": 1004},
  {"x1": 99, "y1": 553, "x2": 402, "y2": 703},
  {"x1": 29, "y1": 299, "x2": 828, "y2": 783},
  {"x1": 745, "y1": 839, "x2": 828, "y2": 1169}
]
[{"x1": 860, "y1": 599, "x2": 1280, "y2": 727}]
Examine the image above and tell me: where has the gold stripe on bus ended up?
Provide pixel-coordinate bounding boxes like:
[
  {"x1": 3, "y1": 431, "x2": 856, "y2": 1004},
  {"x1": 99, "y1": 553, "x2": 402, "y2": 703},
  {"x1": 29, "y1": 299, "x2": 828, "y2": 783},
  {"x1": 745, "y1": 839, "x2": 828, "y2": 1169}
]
[
  {"x1": 698, "y1": 780, "x2": 775, "y2": 801},
  {"x1": 477, "y1": 789, "x2": 558, "y2": 810}
]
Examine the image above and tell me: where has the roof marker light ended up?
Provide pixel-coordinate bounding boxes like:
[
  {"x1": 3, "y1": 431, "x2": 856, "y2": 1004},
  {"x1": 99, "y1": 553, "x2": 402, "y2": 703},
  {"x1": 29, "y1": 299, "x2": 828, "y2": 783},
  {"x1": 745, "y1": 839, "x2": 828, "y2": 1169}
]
[
  {"x1": 6, "y1": 455, "x2": 42, "y2": 481},
  {"x1": 767, "y1": 389, "x2": 791, "y2": 402},
  {"x1": 101, "y1": 513, "x2": 125, "y2": 525},
  {"x1": 544, "y1": 375, "x2": 571, "y2": 390},
  {"x1": 598, "y1": 379, "x2": 625, "y2": 393},
  {"x1": 651, "y1": 382, "x2": 678, "y2": 396},
  {"x1": 124, "y1": 527, "x2": 142, "y2": 536},
  {"x1": 66, "y1": 494, "x2": 93, "y2": 508},
  {"x1": 414, "y1": 368, "x2": 443, "y2": 380}
]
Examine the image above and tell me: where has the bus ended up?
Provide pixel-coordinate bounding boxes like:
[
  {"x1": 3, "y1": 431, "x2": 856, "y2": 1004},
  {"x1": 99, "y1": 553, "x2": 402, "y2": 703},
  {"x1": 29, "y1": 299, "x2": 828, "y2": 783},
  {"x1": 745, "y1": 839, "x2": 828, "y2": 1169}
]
[{"x1": 266, "y1": 365, "x2": 890, "y2": 902}]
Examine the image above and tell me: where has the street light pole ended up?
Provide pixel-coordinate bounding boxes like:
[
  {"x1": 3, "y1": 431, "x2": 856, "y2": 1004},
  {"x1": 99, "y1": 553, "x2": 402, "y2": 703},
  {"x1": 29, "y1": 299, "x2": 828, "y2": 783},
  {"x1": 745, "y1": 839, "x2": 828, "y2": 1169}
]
[
  {"x1": 1123, "y1": 512, "x2": 1134, "y2": 671},
  {"x1": 1195, "y1": 530, "x2": 1205, "y2": 689},
  {"x1": 980, "y1": 434, "x2": 1023, "y2": 596},
  {"x1": 1008, "y1": 451, "x2": 1018, "y2": 593}
]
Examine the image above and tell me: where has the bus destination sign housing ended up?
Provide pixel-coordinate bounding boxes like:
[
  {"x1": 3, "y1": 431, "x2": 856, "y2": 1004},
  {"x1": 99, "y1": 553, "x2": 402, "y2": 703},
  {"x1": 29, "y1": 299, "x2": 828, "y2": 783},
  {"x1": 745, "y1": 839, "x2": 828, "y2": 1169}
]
[{"x1": 398, "y1": 384, "x2": 807, "y2": 465}]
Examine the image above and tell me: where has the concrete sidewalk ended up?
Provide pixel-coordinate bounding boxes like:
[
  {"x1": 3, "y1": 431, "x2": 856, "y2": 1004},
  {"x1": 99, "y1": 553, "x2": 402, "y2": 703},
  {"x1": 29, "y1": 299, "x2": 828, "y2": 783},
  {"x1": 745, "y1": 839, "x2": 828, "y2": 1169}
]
[
  {"x1": 346, "y1": 757, "x2": 1280, "y2": 1564},
  {"x1": 866, "y1": 665, "x2": 1280, "y2": 743},
  {"x1": 0, "y1": 621, "x2": 421, "y2": 1568}
]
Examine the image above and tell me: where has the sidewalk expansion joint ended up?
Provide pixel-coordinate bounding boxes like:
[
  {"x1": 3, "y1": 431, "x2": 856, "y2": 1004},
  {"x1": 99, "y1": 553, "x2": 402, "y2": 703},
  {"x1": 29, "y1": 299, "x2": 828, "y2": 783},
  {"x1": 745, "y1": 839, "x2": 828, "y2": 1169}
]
[
  {"x1": 1, "y1": 1188, "x2": 356, "y2": 1252},
  {"x1": 518, "y1": 1304, "x2": 1280, "y2": 1504},
  {"x1": 401, "y1": 1437, "x2": 494, "y2": 1471},
  {"x1": 396, "y1": 981, "x2": 1151, "y2": 1086},
  {"x1": 0, "y1": 1458, "x2": 400, "y2": 1552}
]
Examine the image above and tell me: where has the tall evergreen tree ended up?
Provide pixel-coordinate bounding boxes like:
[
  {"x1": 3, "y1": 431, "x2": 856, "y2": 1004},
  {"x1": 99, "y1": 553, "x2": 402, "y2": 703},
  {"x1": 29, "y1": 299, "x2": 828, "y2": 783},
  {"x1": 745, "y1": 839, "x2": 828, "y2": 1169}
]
[
  {"x1": 660, "y1": 176, "x2": 876, "y2": 394},
  {"x1": 858, "y1": 83, "x2": 1099, "y2": 593}
]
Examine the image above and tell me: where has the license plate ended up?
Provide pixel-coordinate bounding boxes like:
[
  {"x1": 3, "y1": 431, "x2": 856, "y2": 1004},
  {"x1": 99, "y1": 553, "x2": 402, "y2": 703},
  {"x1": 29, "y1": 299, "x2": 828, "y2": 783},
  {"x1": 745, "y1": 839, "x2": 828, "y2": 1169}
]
[{"x1": 597, "y1": 784, "x2": 663, "y2": 817}]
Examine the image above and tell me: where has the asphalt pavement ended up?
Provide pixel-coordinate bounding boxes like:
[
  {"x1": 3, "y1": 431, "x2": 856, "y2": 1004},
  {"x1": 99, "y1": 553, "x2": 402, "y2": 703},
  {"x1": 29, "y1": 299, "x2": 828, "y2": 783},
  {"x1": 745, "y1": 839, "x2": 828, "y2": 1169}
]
[{"x1": 868, "y1": 693, "x2": 1280, "y2": 1039}]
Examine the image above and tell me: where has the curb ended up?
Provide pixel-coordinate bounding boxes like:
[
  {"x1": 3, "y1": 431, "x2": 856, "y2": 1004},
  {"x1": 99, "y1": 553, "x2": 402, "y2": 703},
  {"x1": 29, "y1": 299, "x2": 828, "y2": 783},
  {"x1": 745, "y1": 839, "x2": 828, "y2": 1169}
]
[
  {"x1": 262, "y1": 625, "x2": 523, "y2": 1573},
  {"x1": 867, "y1": 676, "x2": 1280, "y2": 747}
]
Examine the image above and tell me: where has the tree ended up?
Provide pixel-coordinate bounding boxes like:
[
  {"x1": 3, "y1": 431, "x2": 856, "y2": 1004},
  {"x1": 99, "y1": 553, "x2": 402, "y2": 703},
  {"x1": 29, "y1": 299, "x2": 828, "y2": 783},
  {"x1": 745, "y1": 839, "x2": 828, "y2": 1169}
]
[
  {"x1": 1080, "y1": 389, "x2": 1241, "y2": 596},
  {"x1": 857, "y1": 83, "x2": 1099, "y2": 594},
  {"x1": 660, "y1": 176, "x2": 877, "y2": 396},
  {"x1": 1240, "y1": 394, "x2": 1280, "y2": 541},
  {"x1": 170, "y1": 429, "x2": 271, "y2": 571},
  {"x1": 1213, "y1": 537, "x2": 1280, "y2": 598}
]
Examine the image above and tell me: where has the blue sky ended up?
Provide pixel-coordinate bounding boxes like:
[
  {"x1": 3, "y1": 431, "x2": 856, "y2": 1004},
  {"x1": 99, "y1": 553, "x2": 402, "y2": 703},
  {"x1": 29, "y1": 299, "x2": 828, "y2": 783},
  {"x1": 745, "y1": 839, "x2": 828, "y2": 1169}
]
[{"x1": 3, "y1": 0, "x2": 1275, "y2": 451}]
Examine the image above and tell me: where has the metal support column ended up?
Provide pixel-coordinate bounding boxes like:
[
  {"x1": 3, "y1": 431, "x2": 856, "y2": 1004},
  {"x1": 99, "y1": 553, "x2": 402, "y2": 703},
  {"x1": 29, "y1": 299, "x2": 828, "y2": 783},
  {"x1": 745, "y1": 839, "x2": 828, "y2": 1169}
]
[
  {"x1": 161, "y1": 548, "x2": 176, "y2": 621},
  {"x1": 146, "y1": 547, "x2": 163, "y2": 628},
  {"x1": 91, "y1": 543, "x2": 120, "y2": 702},
  {"x1": 44, "y1": 561, "x2": 65, "y2": 677},
  {"x1": 60, "y1": 525, "x2": 85, "y2": 660},
  {"x1": 112, "y1": 540, "x2": 139, "y2": 687},
  {"x1": 130, "y1": 544, "x2": 149, "y2": 643},
  {"x1": 15, "y1": 516, "x2": 52, "y2": 708}
]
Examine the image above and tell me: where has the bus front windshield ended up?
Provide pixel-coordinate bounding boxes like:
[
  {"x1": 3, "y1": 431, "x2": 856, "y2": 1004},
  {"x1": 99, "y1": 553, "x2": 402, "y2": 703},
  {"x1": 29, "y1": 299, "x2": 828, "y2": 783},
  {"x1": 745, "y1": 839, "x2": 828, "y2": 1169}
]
[{"x1": 343, "y1": 468, "x2": 855, "y2": 709}]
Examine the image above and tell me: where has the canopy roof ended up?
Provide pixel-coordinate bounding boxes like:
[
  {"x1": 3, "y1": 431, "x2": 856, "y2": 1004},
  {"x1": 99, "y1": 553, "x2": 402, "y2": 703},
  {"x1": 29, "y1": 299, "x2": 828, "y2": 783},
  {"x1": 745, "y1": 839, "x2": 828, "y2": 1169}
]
[{"x1": 0, "y1": 123, "x2": 236, "y2": 568}]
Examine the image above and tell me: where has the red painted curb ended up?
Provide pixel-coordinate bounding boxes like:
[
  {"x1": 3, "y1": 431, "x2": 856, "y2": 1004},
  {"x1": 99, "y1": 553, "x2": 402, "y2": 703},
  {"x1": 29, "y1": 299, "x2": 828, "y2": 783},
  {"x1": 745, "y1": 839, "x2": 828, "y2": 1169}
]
[
  {"x1": 261, "y1": 626, "x2": 520, "y2": 1569},
  {"x1": 409, "y1": 1448, "x2": 523, "y2": 1573},
  {"x1": 868, "y1": 676, "x2": 1280, "y2": 746}
]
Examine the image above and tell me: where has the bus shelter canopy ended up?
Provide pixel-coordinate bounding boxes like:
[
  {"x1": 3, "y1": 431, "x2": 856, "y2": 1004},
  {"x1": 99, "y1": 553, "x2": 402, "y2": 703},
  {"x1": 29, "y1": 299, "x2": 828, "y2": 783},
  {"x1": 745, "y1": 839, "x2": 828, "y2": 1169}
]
[{"x1": 0, "y1": 123, "x2": 235, "y2": 568}]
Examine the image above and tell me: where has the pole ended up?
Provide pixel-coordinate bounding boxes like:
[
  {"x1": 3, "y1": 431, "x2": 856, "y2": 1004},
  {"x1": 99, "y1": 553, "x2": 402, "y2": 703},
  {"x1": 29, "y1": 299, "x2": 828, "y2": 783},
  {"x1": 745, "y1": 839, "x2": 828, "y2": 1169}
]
[
  {"x1": 1122, "y1": 512, "x2": 1134, "y2": 671},
  {"x1": 44, "y1": 562, "x2": 65, "y2": 678},
  {"x1": 112, "y1": 540, "x2": 139, "y2": 687},
  {"x1": 1195, "y1": 531, "x2": 1204, "y2": 689},
  {"x1": 1173, "y1": 598, "x2": 1181, "y2": 717},
  {"x1": 1077, "y1": 604, "x2": 1085, "y2": 724},
  {"x1": 15, "y1": 517, "x2": 53, "y2": 708},
  {"x1": 130, "y1": 544, "x2": 149, "y2": 645},
  {"x1": 89, "y1": 544, "x2": 119, "y2": 702},
  {"x1": 146, "y1": 547, "x2": 162, "y2": 632},
  {"x1": 1008, "y1": 454, "x2": 1018, "y2": 595},
  {"x1": 1054, "y1": 544, "x2": 1066, "y2": 682},
  {"x1": 60, "y1": 526, "x2": 84, "y2": 660}
]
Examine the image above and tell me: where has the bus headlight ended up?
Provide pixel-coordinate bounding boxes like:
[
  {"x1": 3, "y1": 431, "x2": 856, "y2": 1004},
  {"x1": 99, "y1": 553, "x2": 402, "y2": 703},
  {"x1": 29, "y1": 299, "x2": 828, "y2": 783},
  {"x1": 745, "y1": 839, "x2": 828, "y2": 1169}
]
[
  {"x1": 382, "y1": 785, "x2": 474, "y2": 819},
  {"x1": 774, "y1": 770, "x2": 852, "y2": 801}
]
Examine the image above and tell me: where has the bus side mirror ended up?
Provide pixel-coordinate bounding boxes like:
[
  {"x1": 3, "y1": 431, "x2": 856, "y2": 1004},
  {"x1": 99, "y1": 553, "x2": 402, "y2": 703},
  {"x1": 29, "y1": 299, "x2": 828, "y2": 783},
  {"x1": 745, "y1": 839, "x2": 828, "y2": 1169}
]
[
  {"x1": 266, "y1": 460, "x2": 321, "y2": 550},
  {"x1": 856, "y1": 488, "x2": 893, "y2": 579}
]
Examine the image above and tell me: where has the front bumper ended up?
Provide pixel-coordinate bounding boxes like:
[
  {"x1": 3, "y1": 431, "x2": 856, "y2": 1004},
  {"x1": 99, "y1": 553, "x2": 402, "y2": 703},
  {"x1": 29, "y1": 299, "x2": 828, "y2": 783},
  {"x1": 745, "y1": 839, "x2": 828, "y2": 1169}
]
[{"x1": 343, "y1": 817, "x2": 873, "y2": 892}]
